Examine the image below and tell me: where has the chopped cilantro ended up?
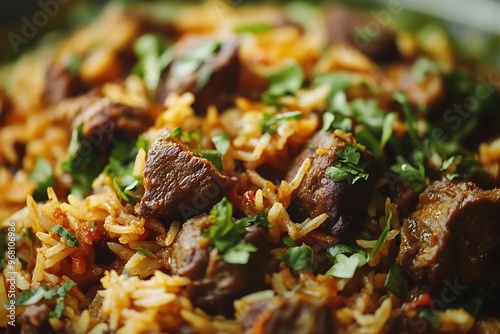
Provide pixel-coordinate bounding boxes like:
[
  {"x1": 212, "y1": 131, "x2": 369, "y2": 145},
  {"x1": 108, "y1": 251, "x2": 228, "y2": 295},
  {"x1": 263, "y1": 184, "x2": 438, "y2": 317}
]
[
  {"x1": 199, "y1": 150, "x2": 223, "y2": 170},
  {"x1": 30, "y1": 156, "x2": 55, "y2": 202},
  {"x1": 61, "y1": 124, "x2": 102, "y2": 198},
  {"x1": 50, "y1": 225, "x2": 79, "y2": 248},
  {"x1": 212, "y1": 132, "x2": 231, "y2": 157},
  {"x1": 384, "y1": 263, "x2": 406, "y2": 299},
  {"x1": 418, "y1": 309, "x2": 441, "y2": 330},
  {"x1": 321, "y1": 112, "x2": 352, "y2": 132},
  {"x1": 172, "y1": 40, "x2": 221, "y2": 89},
  {"x1": 325, "y1": 143, "x2": 369, "y2": 185},
  {"x1": 236, "y1": 212, "x2": 272, "y2": 229},
  {"x1": 234, "y1": 22, "x2": 272, "y2": 34},
  {"x1": 208, "y1": 198, "x2": 258, "y2": 265},
  {"x1": 390, "y1": 156, "x2": 425, "y2": 192},
  {"x1": 104, "y1": 136, "x2": 148, "y2": 202},
  {"x1": 393, "y1": 91, "x2": 419, "y2": 141},
  {"x1": 283, "y1": 236, "x2": 297, "y2": 247},
  {"x1": 368, "y1": 211, "x2": 392, "y2": 260},
  {"x1": 262, "y1": 61, "x2": 304, "y2": 105},
  {"x1": 0, "y1": 230, "x2": 6, "y2": 270},
  {"x1": 411, "y1": 57, "x2": 440, "y2": 82},
  {"x1": 168, "y1": 127, "x2": 182, "y2": 138},
  {"x1": 314, "y1": 72, "x2": 351, "y2": 101},
  {"x1": 381, "y1": 112, "x2": 396, "y2": 149},
  {"x1": 182, "y1": 129, "x2": 201, "y2": 144},
  {"x1": 261, "y1": 111, "x2": 302, "y2": 135},
  {"x1": 19, "y1": 258, "x2": 28, "y2": 270},
  {"x1": 282, "y1": 244, "x2": 313, "y2": 271},
  {"x1": 325, "y1": 243, "x2": 367, "y2": 279},
  {"x1": 135, "y1": 247, "x2": 156, "y2": 259},
  {"x1": 15, "y1": 281, "x2": 76, "y2": 318},
  {"x1": 133, "y1": 33, "x2": 173, "y2": 97}
]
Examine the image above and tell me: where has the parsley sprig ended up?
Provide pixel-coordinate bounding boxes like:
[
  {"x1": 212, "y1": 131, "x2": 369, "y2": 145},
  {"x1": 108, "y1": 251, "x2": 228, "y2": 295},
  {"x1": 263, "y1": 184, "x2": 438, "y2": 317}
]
[
  {"x1": 15, "y1": 281, "x2": 76, "y2": 318},
  {"x1": 208, "y1": 198, "x2": 261, "y2": 265},
  {"x1": 326, "y1": 143, "x2": 369, "y2": 185}
]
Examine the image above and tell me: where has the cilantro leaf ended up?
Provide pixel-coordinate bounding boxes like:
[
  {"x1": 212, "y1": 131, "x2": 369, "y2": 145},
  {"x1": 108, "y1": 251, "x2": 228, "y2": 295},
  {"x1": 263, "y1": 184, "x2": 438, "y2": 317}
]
[
  {"x1": 326, "y1": 253, "x2": 366, "y2": 278},
  {"x1": 104, "y1": 136, "x2": 148, "y2": 202},
  {"x1": 168, "y1": 127, "x2": 182, "y2": 138},
  {"x1": 30, "y1": 156, "x2": 55, "y2": 201},
  {"x1": 133, "y1": 33, "x2": 173, "y2": 97},
  {"x1": 236, "y1": 212, "x2": 272, "y2": 229},
  {"x1": 283, "y1": 236, "x2": 297, "y2": 247},
  {"x1": 368, "y1": 211, "x2": 392, "y2": 260},
  {"x1": 208, "y1": 198, "x2": 258, "y2": 265},
  {"x1": 325, "y1": 243, "x2": 368, "y2": 278},
  {"x1": 384, "y1": 263, "x2": 406, "y2": 299},
  {"x1": 15, "y1": 281, "x2": 76, "y2": 318},
  {"x1": 282, "y1": 245, "x2": 313, "y2": 271},
  {"x1": 50, "y1": 225, "x2": 79, "y2": 248},
  {"x1": 325, "y1": 144, "x2": 369, "y2": 185},
  {"x1": 212, "y1": 132, "x2": 230, "y2": 157},
  {"x1": 234, "y1": 22, "x2": 272, "y2": 34},
  {"x1": 393, "y1": 91, "x2": 418, "y2": 141},
  {"x1": 199, "y1": 150, "x2": 223, "y2": 171},
  {"x1": 135, "y1": 247, "x2": 156, "y2": 259},
  {"x1": 172, "y1": 40, "x2": 221, "y2": 89},
  {"x1": 261, "y1": 111, "x2": 302, "y2": 135},
  {"x1": 61, "y1": 124, "x2": 103, "y2": 198},
  {"x1": 314, "y1": 72, "x2": 351, "y2": 101},
  {"x1": 390, "y1": 156, "x2": 425, "y2": 192},
  {"x1": 262, "y1": 61, "x2": 304, "y2": 104}
]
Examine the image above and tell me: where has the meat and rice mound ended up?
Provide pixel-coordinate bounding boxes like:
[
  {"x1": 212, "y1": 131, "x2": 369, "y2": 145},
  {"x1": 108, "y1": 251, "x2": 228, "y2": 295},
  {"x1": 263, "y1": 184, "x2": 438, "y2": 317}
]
[{"x1": 1, "y1": 2, "x2": 500, "y2": 333}]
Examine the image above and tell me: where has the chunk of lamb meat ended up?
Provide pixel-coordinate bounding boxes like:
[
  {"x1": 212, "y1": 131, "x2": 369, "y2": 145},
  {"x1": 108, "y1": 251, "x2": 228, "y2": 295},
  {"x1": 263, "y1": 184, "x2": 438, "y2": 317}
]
[
  {"x1": 71, "y1": 97, "x2": 153, "y2": 142},
  {"x1": 238, "y1": 294, "x2": 335, "y2": 334},
  {"x1": 156, "y1": 37, "x2": 240, "y2": 114},
  {"x1": 325, "y1": 5, "x2": 400, "y2": 62},
  {"x1": 169, "y1": 214, "x2": 273, "y2": 315},
  {"x1": 397, "y1": 181, "x2": 500, "y2": 287},
  {"x1": 138, "y1": 138, "x2": 231, "y2": 222},
  {"x1": 286, "y1": 131, "x2": 375, "y2": 236},
  {"x1": 43, "y1": 63, "x2": 88, "y2": 105}
]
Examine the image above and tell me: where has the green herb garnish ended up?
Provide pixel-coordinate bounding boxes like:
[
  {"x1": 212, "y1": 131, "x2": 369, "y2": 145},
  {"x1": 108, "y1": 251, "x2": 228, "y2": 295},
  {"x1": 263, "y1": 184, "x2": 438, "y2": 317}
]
[
  {"x1": 282, "y1": 244, "x2": 313, "y2": 271},
  {"x1": 30, "y1": 156, "x2": 55, "y2": 202},
  {"x1": 262, "y1": 61, "x2": 304, "y2": 104},
  {"x1": 49, "y1": 225, "x2": 79, "y2": 248},
  {"x1": 325, "y1": 143, "x2": 369, "y2": 185},
  {"x1": 261, "y1": 111, "x2": 302, "y2": 135},
  {"x1": 208, "y1": 197, "x2": 258, "y2": 265}
]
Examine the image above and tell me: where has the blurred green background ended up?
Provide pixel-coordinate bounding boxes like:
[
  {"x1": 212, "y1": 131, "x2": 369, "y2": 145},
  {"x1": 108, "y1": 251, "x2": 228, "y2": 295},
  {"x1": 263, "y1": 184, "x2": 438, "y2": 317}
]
[{"x1": 0, "y1": 0, "x2": 499, "y2": 70}]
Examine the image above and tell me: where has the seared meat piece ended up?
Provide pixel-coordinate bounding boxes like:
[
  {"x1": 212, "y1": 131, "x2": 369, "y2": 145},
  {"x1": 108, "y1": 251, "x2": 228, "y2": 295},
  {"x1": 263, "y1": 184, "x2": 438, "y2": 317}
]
[
  {"x1": 42, "y1": 63, "x2": 88, "y2": 105},
  {"x1": 17, "y1": 304, "x2": 52, "y2": 334},
  {"x1": 397, "y1": 181, "x2": 500, "y2": 287},
  {"x1": 238, "y1": 294, "x2": 335, "y2": 334},
  {"x1": 169, "y1": 214, "x2": 212, "y2": 279},
  {"x1": 286, "y1": 131, "x2": 374, "y2": 236},
  {"x1": 169, "y1": 214, "x2": 272, "y2": 315},
  {"x1": 0, "y1": 88, "x2": 12, "y2": 121},
  {"x1": 72, "y1": 98, "x2": 152, "y2": 142},
  {"x1": 325, "y1": 5, "x2": 400, "y2": 62},
  {"x1": 156, "y1": 37, "x2": 240, "y2": 114},
  {"x1": 138, "y1": 138, "x2": 231, "y2": 222}
]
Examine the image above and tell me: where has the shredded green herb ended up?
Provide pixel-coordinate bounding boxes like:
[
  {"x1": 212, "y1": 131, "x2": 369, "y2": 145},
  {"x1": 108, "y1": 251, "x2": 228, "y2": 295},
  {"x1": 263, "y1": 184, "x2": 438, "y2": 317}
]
[
  {"x1": 261, "y1": 61, "x2": 304, "y2": 105},
  {"x1": 208, "y1": 198, "x2": 258, "y2": 265},
  {"x1": 30, "y1": 156, "x2": 55, "y2": 202},
  {"x1": 135, "y1": 247, "x2": 157, "y2": 259},
  {"x1": 326, "y1": 143, "x2": 369, "y2": 185},
  {"x1": 282, "y1": 244, "x2": 313, "y2": 271},
  {"x1": 49, "y1": 225, "x2": 79, "y2": 248},
  {"x1": 384, "y1": 263, "x2": 406, "y2": 299},
  {"x1": 15, "y1": 281, "x2": 77, "y2": 318},
  {"x1": 261, "y1": 111, "x2": 302, "y2": 135}
]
